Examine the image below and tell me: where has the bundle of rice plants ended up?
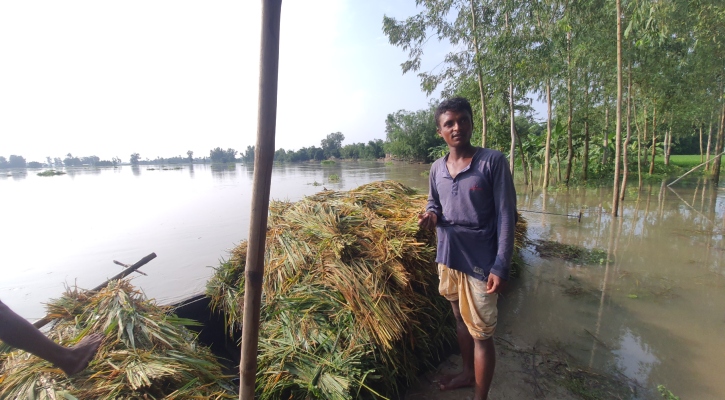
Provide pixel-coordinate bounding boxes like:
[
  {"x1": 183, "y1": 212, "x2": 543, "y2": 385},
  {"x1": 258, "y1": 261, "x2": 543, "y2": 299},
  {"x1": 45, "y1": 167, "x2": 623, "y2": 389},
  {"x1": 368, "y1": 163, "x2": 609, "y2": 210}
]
[
  {"x1": 0, "y1": 280, "x2": 235, "y2": 399},
  {"x1": 206, "y1": 180, "x2": 527, "y2": 399}
]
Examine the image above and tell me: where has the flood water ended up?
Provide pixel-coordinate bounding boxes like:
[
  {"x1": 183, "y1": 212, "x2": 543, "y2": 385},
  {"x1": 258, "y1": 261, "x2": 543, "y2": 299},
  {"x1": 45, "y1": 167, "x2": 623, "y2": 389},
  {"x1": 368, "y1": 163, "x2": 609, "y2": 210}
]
[{"x1": 1, "y1": 162, "x2": 723, "y2": 399}]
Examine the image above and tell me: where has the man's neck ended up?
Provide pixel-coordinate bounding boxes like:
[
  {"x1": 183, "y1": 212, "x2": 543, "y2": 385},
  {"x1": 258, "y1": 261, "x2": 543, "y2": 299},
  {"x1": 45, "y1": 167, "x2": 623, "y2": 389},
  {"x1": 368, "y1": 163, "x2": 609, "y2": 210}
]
[{"x1": 448, "y1": 144, "x2": 476, "y2": 160}]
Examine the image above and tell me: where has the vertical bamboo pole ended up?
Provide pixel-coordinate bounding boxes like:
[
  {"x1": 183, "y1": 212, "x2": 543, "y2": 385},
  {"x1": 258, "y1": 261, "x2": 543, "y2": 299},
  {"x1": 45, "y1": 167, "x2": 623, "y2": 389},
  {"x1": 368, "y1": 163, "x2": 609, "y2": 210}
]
[{"x1": 240, "y1": 1, "x2": 282, "y2": 399}]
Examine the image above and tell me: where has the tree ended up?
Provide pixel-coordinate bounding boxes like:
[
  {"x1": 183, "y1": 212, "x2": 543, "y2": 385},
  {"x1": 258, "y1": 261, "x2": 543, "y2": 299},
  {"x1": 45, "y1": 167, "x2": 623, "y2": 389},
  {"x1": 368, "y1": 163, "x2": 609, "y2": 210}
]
[
  {"x1": 384, "y1": 108, "x2": 442, "y2": 162},
  {"x1": 242, "y1": 146, "x2": 255, "y2": 163},
  {"x1": 0, "y1": 157, "x2": 8, "y2": 169},
  {"x1": 8, "y1": 155, "x2": 27, "y2": 168},
  {"x1": 130, "y1": 153, "x2": 141, "y2": 166},
  {"x1": 187, "y1": 150, "x2": 194, "y2": 163},
  {"x1": 321, "y1": 132, "x2": 345, "y2": 159},
  {"x1": 209, "y1": 148, "x2": 237, "y2": 163}
]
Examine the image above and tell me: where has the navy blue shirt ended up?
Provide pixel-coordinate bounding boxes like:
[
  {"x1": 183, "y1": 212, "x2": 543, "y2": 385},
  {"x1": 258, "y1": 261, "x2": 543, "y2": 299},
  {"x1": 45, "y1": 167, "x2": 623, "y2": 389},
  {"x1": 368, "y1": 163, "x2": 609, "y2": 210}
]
[{"x1": 426, "y1": 148, "x2": 517, "y2": 281}]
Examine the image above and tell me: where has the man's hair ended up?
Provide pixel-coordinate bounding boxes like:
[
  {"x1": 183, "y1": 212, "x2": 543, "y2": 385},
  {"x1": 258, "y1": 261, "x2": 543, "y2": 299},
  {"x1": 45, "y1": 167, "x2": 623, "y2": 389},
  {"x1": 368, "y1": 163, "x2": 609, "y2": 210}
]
[{"x1": 434, "y1": 97, "x2": 474, "y2": 127}]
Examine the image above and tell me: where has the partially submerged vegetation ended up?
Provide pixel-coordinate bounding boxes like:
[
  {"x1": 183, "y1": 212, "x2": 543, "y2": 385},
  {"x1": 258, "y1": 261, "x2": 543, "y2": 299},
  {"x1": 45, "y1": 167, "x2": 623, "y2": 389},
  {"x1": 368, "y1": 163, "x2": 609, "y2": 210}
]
[
  {"x1": 206, "y1": 181, "x2": 527, "y2": 399},
  {"x1": 534, "y1": 239, "x2": 609, "y2": 265},
  {"x1": 0, "y1": 280, "x2": 234, "y2": 399},
  {"x1": 37, "y1": 170, "x2": 66, "y2": 177}
]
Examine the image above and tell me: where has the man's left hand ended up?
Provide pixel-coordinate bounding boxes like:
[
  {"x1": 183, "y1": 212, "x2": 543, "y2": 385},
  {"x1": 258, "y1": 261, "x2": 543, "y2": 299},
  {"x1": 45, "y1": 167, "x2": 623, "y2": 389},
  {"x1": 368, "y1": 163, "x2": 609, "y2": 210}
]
[{"x1": 486, "y1": 273, "x2": 506, "y2": 294}]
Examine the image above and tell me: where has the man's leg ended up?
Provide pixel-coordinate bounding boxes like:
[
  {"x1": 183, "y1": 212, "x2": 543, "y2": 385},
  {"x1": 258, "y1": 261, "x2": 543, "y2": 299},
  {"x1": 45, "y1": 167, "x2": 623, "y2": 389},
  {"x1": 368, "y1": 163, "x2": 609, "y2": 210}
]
[
  {"x1": 0, "y1": 300, "x2": 102, "y2": 376},
  {"x1": 473, "y1": 337, "x2": 495, "y2": 400},
  {"x1": 439, "y1": 300, "x2": 476, "y2": 390}
]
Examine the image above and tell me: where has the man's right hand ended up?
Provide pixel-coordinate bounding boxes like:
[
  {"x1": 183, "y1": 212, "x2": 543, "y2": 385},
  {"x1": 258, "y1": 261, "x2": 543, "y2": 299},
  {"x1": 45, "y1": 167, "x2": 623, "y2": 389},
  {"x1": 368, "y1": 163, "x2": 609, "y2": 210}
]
[{"x1": 418, "y1": 211, "x2": 437, "y2": 230}]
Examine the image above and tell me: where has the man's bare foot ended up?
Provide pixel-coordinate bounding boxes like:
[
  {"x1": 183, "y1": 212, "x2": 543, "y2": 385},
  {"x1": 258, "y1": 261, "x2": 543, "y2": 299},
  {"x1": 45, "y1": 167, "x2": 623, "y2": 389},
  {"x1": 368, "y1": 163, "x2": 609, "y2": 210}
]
[
  {"x1": 438, "y1": 371, "x2": 475, "y2": 391},
  {"x1": 58, "y1": 333, "x2": 103, "y2": 376}
]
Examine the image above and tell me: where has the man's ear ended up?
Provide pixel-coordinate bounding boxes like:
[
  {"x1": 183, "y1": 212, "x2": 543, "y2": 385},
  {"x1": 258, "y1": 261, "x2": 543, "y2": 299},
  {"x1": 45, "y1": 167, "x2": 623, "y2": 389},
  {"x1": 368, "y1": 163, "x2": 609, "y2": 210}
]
[{"x1": 436, "y1": 127, "x2": 442, "y2": 136}]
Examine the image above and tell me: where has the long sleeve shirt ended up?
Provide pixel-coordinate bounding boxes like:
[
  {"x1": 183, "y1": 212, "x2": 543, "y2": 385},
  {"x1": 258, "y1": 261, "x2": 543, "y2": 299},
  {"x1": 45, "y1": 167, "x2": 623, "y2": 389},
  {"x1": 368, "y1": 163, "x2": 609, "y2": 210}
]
[{"x1": 425, "y1": 147, "x2": 517, "y2": 281}]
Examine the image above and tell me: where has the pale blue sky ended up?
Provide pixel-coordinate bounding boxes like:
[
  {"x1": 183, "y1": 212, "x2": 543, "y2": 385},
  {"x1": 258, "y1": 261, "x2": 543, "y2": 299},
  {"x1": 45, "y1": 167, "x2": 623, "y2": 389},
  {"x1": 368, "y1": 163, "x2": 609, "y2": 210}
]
[{"x1": 0, "y1": 1, "x2": 539, "y2": 163}]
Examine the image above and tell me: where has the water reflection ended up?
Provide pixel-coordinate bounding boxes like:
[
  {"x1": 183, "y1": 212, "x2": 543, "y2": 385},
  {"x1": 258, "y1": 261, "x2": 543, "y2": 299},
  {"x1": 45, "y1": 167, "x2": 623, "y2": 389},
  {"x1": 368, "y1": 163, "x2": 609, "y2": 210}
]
[
  {"x1": 510, "y1": 177, "x2": 725, "y2": 398},
  {"x1": 210, "y1": 163, "x2": 237, "y2": 179}
]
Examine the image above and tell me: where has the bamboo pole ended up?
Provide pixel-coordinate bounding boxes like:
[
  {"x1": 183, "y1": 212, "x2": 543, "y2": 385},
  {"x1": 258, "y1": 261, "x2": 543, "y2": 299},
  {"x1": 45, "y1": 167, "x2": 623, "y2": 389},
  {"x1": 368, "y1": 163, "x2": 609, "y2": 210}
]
[
  {"x1": 239, "y1": 1, "x2": 282, "y2": 399},
  {"x1": 32, "y1": 252, "x2": 157, "y2": 329}
]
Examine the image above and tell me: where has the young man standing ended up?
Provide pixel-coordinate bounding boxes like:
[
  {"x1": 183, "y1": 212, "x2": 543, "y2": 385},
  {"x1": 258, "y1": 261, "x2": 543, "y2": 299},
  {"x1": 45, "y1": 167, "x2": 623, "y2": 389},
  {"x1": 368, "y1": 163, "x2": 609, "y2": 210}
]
[{"x1": 418, "y1": 97, "x2": 517, "y2": 400}]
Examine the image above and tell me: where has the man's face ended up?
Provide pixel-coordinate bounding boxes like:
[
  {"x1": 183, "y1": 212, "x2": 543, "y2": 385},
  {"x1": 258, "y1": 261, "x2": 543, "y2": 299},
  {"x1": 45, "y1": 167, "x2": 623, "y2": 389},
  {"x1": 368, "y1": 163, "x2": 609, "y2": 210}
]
[{"x1": 437, "y1": 110, "x2": 473, "y2": 148}]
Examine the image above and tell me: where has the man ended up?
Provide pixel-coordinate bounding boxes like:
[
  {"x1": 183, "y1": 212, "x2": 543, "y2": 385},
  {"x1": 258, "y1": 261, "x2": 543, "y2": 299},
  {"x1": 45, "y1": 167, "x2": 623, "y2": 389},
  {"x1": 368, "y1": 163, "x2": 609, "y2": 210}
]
[
  {"x1": 0, "y1": 300, "x2": 102, "y2": 376},
  {"x1": 418, "y1": 97, "x2": 516, "y2": 400}
]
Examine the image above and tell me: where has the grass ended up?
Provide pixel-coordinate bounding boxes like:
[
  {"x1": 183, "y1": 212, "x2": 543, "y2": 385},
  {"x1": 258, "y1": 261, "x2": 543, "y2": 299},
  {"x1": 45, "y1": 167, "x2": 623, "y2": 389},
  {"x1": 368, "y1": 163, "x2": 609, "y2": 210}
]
[
  {"x1": 655, "y1": 154, "x2": 724, "y2": 170},
  {"x1": 321, "y1": 160, "x2": 336, "y2": 165},
  {"x1": 328, "y1": 174, "x2": 340, "y2": 182},
  {"x1": 36, "y1": 170, "x2": 66, "y2": 176}
]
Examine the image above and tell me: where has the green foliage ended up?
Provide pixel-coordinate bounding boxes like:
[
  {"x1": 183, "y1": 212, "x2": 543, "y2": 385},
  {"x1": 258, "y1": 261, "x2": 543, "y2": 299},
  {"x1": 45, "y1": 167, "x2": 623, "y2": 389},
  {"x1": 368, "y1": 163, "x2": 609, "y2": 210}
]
[
  {"x1": 328, "y1": 174, "x2": 340, "y2": 182},
  {"x1": 321, "y1": 160, "x2": 336, "y2": 165},
  {"x1": 209, "y1": 147, "x2": 237, "y2": 163},
  {"x1": 321, "y1": 132, "x2": 345, "y2": 159},
  {"x1": 384, "y1": 108, "x2": 443, "y2": 162},
  {"x1": 37, "y1": 170, "x2": 66, "y2": 176},
  {"x1": 657, "y1": 385, "x2": 680, "y2": 400},
  {"x1": 7, "y1": 155, "x2": 26, "y2": 168}
]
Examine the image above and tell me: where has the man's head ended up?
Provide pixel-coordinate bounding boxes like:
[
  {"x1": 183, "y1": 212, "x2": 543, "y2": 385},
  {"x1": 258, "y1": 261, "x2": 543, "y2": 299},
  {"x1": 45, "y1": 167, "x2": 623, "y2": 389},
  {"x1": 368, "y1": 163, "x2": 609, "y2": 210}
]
[{"x1": 434, "y1": 97, "x2": 474, "y2": 128}]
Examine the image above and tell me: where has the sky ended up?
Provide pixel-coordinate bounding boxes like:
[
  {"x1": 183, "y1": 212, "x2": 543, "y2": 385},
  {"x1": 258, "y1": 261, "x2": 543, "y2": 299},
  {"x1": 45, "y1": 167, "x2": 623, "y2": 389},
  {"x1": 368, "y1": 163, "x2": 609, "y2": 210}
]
[
  {"x1": 0, "y1": 1, "x2": 540, "y2": 163},
  {"x1": 0, "y1": 4, "x2": 717, "y2": 388}
]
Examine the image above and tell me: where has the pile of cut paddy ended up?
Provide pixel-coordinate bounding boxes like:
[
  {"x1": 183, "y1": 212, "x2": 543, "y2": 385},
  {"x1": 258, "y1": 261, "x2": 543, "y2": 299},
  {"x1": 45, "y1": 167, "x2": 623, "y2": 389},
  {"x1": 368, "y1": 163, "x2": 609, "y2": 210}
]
[{"x1": 207, "y1": 180, "x2": 527, "y2": 399}]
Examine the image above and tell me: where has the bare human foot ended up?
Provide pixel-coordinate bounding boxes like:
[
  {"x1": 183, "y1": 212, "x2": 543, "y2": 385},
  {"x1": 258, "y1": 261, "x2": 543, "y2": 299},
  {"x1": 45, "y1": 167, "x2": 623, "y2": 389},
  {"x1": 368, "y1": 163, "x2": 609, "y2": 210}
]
[
  {"x1": 58, "y1": 333, "x2": 103, "y2": 376},
  {"x1": 438, "y1": 371, "x2": 475, "y2": 391}
]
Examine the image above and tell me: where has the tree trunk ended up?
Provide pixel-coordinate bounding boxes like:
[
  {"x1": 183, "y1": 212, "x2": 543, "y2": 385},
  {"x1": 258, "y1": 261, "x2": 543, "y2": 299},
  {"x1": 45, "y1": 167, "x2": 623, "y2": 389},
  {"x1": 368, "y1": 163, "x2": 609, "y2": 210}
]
[
  {"x1": 663, "y1": 127, "x2": 669, "y2": 166},
  {"x1": 712, "y1": 100, "x2": 725, "y2": 185},
  {"x1": 583, "y1": 79, "x2": 590, "y2": 180},
  {"x1": 635, "y1": 101, "x2": 643, "y2": 190},
  {"x1": 699, "y1": 122, "x2": 704, "y2": 163},
  {"x1": 509, "y1": 78, "x2": 516, "y2": 176},
  {"x1": 705, "y1": 112, "x2": 713, "y2": 171},
  {"x1": 620, "y1": 59, "x2": 632, "y2": 201},
  {"x1": 665, "y1": 126, "x2": 672, "y2": 165},
  {"x1": 469, "y1": 0, "x2": 488, "y2": 148},
  {"x1": 566, "y1": 30, "x2": 574, "y2": 185},
  {"x1": 612, "y1": 0, "x2": 622, "y2": 216},
  {"x1": 649, "y1": 106, "x2": 657, "y2": 175},
  {"x1": 556, "y1": 144, "x2": 562, "y2": 183},
  {"x1": 544, "y1": 80, "x2": 552, "y2": 188},
  {"x1": 602, "y1": 103, "x2": 609, "y2": 165},
  {"x1": 515, "y1": 127, "x2": 529, "y2": 185}
]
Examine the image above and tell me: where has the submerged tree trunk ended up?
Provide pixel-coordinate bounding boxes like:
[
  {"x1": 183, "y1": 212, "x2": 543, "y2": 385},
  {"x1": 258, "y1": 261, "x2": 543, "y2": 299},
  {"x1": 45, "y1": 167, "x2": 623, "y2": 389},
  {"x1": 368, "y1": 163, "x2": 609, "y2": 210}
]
[
  {"x1": 612, "y1": 0, "x2": 623, "y2": 217},
  {"x1": 544, "y1": 80, "x2": 552, "y2": 189},
  {"x1": 469, "y1": 0, "x2": 488, "y2": 148}
]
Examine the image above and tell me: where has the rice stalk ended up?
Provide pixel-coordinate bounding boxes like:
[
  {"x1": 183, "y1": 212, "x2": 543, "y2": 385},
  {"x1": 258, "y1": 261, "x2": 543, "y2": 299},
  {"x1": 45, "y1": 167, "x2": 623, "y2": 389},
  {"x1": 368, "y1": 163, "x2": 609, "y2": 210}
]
[
  {"x1": 206, "y1": 180, "x2": 528, "y2": 399},
  {"x1": 0, "y1": 280, "x2": 235, "y2": 399}
]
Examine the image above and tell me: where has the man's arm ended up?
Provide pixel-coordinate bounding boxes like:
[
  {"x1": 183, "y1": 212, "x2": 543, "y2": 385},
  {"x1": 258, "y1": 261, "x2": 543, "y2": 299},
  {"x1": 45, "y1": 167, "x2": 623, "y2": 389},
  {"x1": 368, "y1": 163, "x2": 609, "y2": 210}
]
[{"x1": 488, "y1": 153, "x2": 517, "y2": 285}]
